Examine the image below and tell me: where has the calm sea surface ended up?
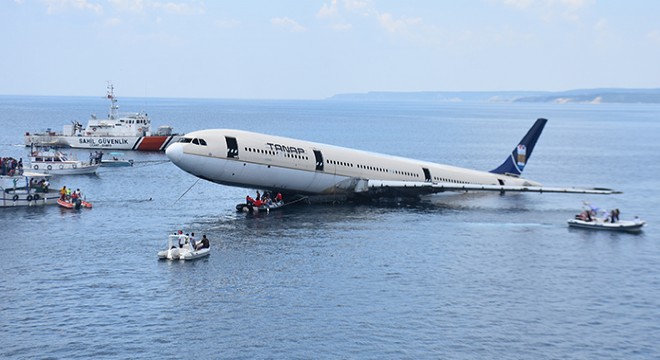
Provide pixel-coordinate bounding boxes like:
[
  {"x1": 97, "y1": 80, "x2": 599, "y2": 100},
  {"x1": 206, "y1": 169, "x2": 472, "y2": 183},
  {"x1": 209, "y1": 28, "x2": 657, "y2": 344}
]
[{"x1": 1, "y1": 96, "x2": 659, "y2": 359}]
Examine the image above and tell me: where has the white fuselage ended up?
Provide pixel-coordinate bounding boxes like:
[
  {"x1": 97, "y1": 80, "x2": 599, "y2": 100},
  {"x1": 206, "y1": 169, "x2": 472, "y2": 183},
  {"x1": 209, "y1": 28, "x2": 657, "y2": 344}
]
[{"x1": 166, "y1": 129, "x2": 541, "y2": 197}]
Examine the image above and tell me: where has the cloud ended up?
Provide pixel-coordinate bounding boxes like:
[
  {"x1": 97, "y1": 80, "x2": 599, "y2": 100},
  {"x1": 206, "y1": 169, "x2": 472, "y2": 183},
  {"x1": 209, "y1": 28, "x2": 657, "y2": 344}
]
[
  {"x1": 332, "y1": 23, "x2": 352, "y2": 31},
  {"x1": 271, "y1": 17, "x2": 306, "y2": 32},
  {"x1": 317, "y1": 0, "x2": 338, "y2": 18},
  {"x1": 593, "y1": 18, "x2": 607, "y2": 31},
  {"x1": 499, "y1": 0, "x2": 595, "y2": 21},
  {"x1": 377, "y1": 12, "x2": 422, "y2": 33},
  {"x1": 216, "y1": 18, "x2": 241, "y2": 29},
  {"x1": 44, "y1": 0, "x2": 103, "y2": 15},
  {"x1": 502, "y1": 0, "x2": 532, "y2": 9},
  {"x1": 556, "y1": 0, "x2": 593, "y2": 9},
  {"x1": 648, "y1": 29, "x2": 660, "y2": 44},
  {"x1": 150, "y1": 1, "x2": 205, "y2": 15},
  {"x1": 343, "y1": 0, "x2": 371, "y2": 12},
  {"x1": 500, "y1": 0, "x2": 593, "y2": 9},
  {"x1": 104, "y1": 17, "x2": 122, "y2": 26},
  {"x1": 108, "y1": 0, "x2": 205, "y2": 15}
]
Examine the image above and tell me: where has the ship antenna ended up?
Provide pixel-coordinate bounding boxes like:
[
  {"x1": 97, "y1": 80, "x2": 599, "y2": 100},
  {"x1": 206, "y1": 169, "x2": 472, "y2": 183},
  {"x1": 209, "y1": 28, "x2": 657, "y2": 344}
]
[{"x1": 107, "y1": 82, "x2": 119, "y2": 120}]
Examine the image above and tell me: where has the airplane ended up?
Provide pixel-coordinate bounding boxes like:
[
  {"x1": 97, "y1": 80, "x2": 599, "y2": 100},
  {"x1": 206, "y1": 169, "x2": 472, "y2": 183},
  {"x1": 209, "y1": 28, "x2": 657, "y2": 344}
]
[{"x1": 165, "y1": 118, "x2": 618, "y2": 203}]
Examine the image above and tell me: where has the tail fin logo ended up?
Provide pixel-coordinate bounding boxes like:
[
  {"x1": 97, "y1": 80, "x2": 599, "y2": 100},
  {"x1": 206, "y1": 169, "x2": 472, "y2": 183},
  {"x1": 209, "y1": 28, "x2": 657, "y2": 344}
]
[
  {"x1": 516, "y1": 144, "x2": 527, "y2": 170},
  {"x1": 490, "y1": 118, "x2": 546, "y2": 176}
]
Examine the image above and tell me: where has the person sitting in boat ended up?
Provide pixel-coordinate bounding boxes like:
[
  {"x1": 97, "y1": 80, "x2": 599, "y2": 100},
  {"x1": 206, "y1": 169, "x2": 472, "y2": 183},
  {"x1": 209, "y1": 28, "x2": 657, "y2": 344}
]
[
  {"x1": 276, "y1": 192, "x2": 283, "y2": 203},
  {"x1": 253, "y1": 198, "x2": 264, "y2": 207},
  {"x1": 196, "y1": 235, "x2": 210, "y2": 250},
  {"x1": 246, "y1": 195, "x2": 255, "y2": 205},
  {"x1": 576, "y1": 211, "x2": 592, "y2": 222}
]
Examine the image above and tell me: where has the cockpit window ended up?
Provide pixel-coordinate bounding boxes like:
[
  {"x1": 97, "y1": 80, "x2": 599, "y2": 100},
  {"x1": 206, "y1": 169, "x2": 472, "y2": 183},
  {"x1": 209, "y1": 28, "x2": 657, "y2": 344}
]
[
  {"x1": 179, "y1": 137, "x2": 206, "y2": 145},
  {"x1": 189, "y1": 138, "x2": 207, "y2": 146}
]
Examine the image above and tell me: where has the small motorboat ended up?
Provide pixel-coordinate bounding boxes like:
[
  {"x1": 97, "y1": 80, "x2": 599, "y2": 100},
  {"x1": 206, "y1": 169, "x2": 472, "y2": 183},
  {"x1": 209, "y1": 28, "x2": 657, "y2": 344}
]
[
  {"x1": 236, "y1": 195, "x2": 307, "y2": 214},
  {"x1": 158, "y1": 234, "x2": 210, "y2": 261},
  {"x1": 567, "y1": 218, "x2": 646, "y2": 233},
  {"x1": 236, "y1": 200, "x2": 285, "y2": 214},
  {"x1": 100, "y1": 152, "x2": 134, "y2": 167},
  {"x1": 29, "y1": 148, "x2": 99, "y2": 175},
  {"x1": 1, "y1": 171, "x2": 60, "y2": 208},
  {"x1": 57, "y1": 198, "x2": 93, "y2": 209}
]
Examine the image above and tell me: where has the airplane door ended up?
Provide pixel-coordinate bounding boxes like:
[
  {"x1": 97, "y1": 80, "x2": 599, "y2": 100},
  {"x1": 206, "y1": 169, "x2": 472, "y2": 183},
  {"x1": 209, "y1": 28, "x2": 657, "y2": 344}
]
[
  {"x1": 422, "y1": 167, "x2": 432, "y2": 182},
  {"x1": 313, "y1": 150, "x2": 324, "y2": 171},
  {"x1": 225, "y1": 136, "x2": 239, "y2": 159}
]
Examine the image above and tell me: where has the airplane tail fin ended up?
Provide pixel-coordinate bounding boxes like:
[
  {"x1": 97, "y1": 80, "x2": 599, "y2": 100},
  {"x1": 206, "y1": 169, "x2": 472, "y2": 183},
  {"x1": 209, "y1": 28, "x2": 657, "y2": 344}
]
[{"x1": 490, "y1": 118, "x2": 547, "y2": 177}]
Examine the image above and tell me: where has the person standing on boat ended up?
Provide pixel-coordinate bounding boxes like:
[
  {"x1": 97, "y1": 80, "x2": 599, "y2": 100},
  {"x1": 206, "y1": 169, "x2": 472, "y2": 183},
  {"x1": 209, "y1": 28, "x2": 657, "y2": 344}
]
[
  {"x1": 190, "y1": 233, "x2": 197, "y2": 249},
  {"x1": 180, "y1": 233, "x2": 189, "y2": 248},
  {"x1": 59, "y1": 186, "x2": 67, "y2": 200}
]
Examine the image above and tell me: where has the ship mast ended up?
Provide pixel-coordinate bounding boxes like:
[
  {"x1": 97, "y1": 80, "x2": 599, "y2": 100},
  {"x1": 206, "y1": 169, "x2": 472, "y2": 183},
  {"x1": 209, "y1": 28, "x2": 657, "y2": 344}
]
[{"x1": 107, "y1": 83, "x2": 119, "y2": 120}]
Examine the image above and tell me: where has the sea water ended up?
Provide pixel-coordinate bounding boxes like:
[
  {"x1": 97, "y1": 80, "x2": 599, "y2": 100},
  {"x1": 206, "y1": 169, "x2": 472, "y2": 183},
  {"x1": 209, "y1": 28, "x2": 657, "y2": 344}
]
[{"x1": 0, "y1": 96, "x2": 659, "y2": 359}]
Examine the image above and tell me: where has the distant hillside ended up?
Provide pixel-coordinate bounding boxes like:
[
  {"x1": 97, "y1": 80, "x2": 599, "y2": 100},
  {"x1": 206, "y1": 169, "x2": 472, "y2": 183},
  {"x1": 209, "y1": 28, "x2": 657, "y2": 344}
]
[
  {"x1": 328, "y1": 88, "x2": 660, "y2": 104},
  {"x1": 514, "y1": 88, "x2": 660, "y2": 104}
]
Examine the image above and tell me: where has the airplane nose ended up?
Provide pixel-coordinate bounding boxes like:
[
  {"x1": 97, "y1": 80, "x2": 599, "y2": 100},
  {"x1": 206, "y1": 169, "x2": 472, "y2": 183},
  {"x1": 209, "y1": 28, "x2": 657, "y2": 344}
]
[{"x1": 166, "y1": 142, "x2": 183, "y2": 163}]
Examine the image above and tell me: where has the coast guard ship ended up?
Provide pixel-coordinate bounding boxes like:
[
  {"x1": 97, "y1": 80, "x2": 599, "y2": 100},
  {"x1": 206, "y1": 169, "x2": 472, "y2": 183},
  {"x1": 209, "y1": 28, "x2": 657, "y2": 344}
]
[{"x1": 24, "y1": 84, "x2": 179, "y2": 152}]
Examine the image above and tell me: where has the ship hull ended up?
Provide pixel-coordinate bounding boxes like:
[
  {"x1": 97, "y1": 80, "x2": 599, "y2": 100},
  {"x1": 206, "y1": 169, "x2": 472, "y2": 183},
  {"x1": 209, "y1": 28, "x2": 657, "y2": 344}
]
[{"x1": 26, "y1": 135, "x2": 179, "y2": 151}]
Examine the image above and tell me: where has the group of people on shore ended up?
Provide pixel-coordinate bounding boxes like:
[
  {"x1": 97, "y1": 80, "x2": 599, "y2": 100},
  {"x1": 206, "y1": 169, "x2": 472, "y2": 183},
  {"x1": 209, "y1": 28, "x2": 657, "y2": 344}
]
[
  {"x1": 175, "y1": 230, "x2": 210, "y2": 251},
  {"x1": 1, "y1": 157, "x2": 23, "y2": 176},
  {"x1": 245, "y1": 190, "x2": 283, "y2": 207}
]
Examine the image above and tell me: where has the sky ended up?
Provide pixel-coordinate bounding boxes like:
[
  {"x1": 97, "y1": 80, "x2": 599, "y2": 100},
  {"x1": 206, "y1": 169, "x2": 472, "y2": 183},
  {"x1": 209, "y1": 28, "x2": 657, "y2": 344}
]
[{"x1": 1, "y1": 0, "x2": 660, "y2": 99}]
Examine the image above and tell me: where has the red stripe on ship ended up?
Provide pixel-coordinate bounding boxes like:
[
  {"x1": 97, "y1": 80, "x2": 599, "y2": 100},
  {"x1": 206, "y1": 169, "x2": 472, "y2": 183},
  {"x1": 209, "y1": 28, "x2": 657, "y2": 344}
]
[{"x1": 135, "y1": 136, "x2": 170, "y2": 151}]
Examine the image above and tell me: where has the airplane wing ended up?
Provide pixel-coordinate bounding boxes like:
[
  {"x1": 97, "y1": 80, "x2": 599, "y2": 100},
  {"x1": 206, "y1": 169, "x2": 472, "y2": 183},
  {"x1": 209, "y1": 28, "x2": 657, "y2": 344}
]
[{"x1": 354, "y1": 179, "x2": 620, "y2": 197}]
